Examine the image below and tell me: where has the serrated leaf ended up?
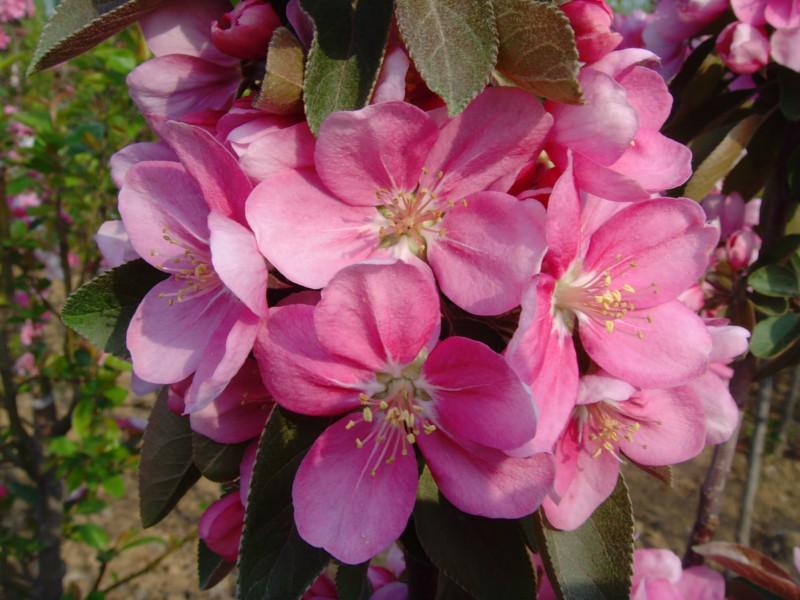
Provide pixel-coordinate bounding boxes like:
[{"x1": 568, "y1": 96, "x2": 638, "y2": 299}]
[
  {"x1": 336, "y1": 562, "x2": 371, "y2": 600},
  {"x1": 28, "y1": 0, "x2": 165, "y2": 74},
  {"x1": 255, "y1": 27, "x2": 305, "y2": 115},
  {"x1": 750, "y1": 313, "x2": 800, "y2": 358},
  {"x1": 237, "y1": 408, "x2": 331, "y2": 600},
  {"x1": 199, "y1": 538, "x2": 235, "y2": 591},
  {"x1": 192, "y1": 433, "x2": 247, "y2": 483},
  {"x1": 530, "y1": 475, "x2": 634, "y2": 600},
  {"x1": 301, "y1": 0, "x2": 393, "y2": 133},
  {"x1": 414, "y1": 468, "x2": 536, "y2": 600},
  {"x1": 61, "y1": 259, "x2": 167, "y2": 359},
  {"x1": 495, "y1": 0, "x2": 581, "y2": 104},
  {"x1": 139, "y1": 390, "x2": 200, "y2": 528},
  {"x1": 684, "y1": 114, "x2": 763, "y2": 201},
  {"x1": 748, "y1": 265, "x2": 800, "y2": 298},
  {"x1": 396, "y1": 0, "x2": 498, "y2": 115}
]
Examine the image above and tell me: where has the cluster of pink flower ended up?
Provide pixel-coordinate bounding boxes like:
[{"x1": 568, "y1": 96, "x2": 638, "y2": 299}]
[
  {"x1": 96, "y1": 0, "x2": 746, "y2": 590},
  {"x1": 0, "y1": 0, "x2": 34, "y2": 50},
  {"x1": 616, "y1": 0, "x2": 800, "y2": 77}
]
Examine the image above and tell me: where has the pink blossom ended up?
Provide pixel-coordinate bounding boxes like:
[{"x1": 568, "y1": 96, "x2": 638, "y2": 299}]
[
  {"x1": 95, "y1": 220, "x2": 139, "y2": 268},
  {"x1": 732, "y1": 0, "x2": 800, "y2": 29},
  {"x1": 615, "y1": 10, "x2": 650, "y2": 50},
  {"x1": 543, "y1": 375, "x2": 707, "y2": 529},
  {"x1": 13, "y1": 352, "x2": 37, "y2": 377},
  {"x1": 247, "y1": 87, "x2": 552, "y2": 316},
  {"x1": 110, "y1": 142, "x2": 177, "y2": 188},
  {"x1": 255, "y1": 261, "x2": 554, "y2": 564},
  {"x1": 0, "y1": 0, "x2": 34, "y2": 22},
  {"x1": 120, "y1": 121, "x2": 267, "y2": 412},
  {"x1": 211, "y1": 0, "x2": 280, "y2": 59},
  {"x1": 632, "y1": 548, "x2": 725, "y2": 599},
  {"x1": 726, "y1": 228, "x2": 761, "y2": 269},
  {"x1": 19, "y1": 319, "x2": 42, "y2": 346},
  {"x1": 701, "y1": 192, "x2": 747, "y2": 238},
  {"x1": 771, "y1": 26, "x2": 800, "y2": 71},
  {"x1": 199, "y1": 492, "x2": 244, "y2": 563},
  {"x1": 561, "y1": 0, "x2": 622, "y2": 63},
  {"x1": 546, "y1": 50, "x2": 692, "y2": 202},
  {"x1": 0, "y1": 29, "x2": 9, "y2": 51},
  {"x1": 716, "y1": 22, "x2": 770, "y2": 74}
]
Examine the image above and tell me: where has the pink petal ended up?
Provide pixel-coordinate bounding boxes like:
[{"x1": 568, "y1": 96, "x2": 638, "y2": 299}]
[
  {"x1": 426, "y1": 87, "x2": 553, "y2": 201},
  {"x1": 674, "y1": 566, "x2": 726, "y2": 600},
  {"x1": 118, "y1": 161, "x2": 210, "y2": 270},
  {"x1": 238, "y1": 122, "x2": 315, "y2": 182},
  {"x1": 709, "y1": 324, "x2": 750, "y2": 364},
  {"x1": 246, "y1": 170, "x2": 382, "y2": 289},
  {"x1": 127, "y1": 279, "x2": 228, "y2": 384},
  {"x1": 286, "y1": 0, "x2": 314, "y2": 48},
  {"x1": 423, "y1": 337, "x2": 536, "y2": 450},
  {"x1": 584, "y1": 198, "x2": 717, "y2": 309},
  {"x1": 577, "y1": 374, "x2": 635, "y2": 405},
  {"x1": 771, "y1": 26, "x2": 800, "y2": 72},
  {"x1": 293, "y1": 417, "x2": 418, "y2": 564},
  {"x1": 506, "y1": 278, "x2": 580, "y2": 453},
  {"x1": 588, "y1": 48, "x2": 661, "y2": 78},
  {"x1": 580, "y1": 300, "x2": 712, "y2": 389},
  {"x1": 371, "y1": 582, "x2": 409, "y2": 600},
  {"x1": 161, "y1": 121, "x2": 252, "y2": 223},
  {"x1": 315, "y1": 102, "x2": 438, "y2": 207},
  {"x1": 254, "y1": 304, "x2": 374, "y2": 416},
  {"x1": 184, "y1": 304, "x2": 260, "y2": 412},
  {"x1": 95, "y1": 220, "x2": 138, "y2": 268},
  {"x1": 418, "y1": 432, "x2": 555, "y2": 518},
  {"x1": 617, "y1": 387, "x2": 706, "y2": 465},
  {"x1": 607, "y1": 130, "x2": 692, "y2": 193},
  {"x1": 765, "y1": 0, "x2": 800, "y2": 27},
  {"x1": 139, "y1": 0, "x2": 237, "y2": 64},
  {"x1": 615, "y1": 65, "x2": 672, "y2": 130},
  {"x1": 544, "y1": 157, "x2": 581, "y2": 278},
  {"x1": 633, "y1": 548, "x2": 683, "y2": 584},
  {"x1": 208, "y1": 211, "x2": 267, "y2": 317},
  {"x1": 572, "y1": 154, "x2": 650, "y2": 202},
  {"x1": 314, "y1": 262, "x2": 439, "y2": 372},
  {"x1": 428, "y1": 192, "x2": 547, "y2": 315},
  {"x1": 198, "y1": 492, "x2": 244, "y2": 563},
  {"x1": 731, "y1": 0, "x2": 768, "y2": 23},
  {"x1": 110, "y1": 142, "x2": 177, "y2": 188},
  {"x1": 683, "y1": 372, "x2": 740, "y2": 444},
  {"x1": 543, "y1": 421, "x2": 620, "y2": 530},
  {"x1": 126, "y1": 55, "x2": 240, "y2": 123},
  {"x1": 372, "y1": 45, "x2": 411, "y2": 104}
]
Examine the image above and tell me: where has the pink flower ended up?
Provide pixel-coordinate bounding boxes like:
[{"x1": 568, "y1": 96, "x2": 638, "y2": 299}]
[
  {"x1": 127, "y1": 0, "x2": 241, "y2": 129},
  {"x1": 120, "y1": 121, "x2": 267, "y2": 412},
  {"x1": 211, "y1": 0, "x2": 280, "y2": 59},
  {"x1": 732, "y1": 0, "x2": 800, "y2": 29},
  {"x1": 19, "y1": 319, "x2": 42, "y2": 346},
  {"x1": 546, "y1": 50, "x2": 692, "y2": 202},
  {"x1": 561, "y1": 0, "x2": 623, "y2": 63},
  {"x1": 771, "y1": 26, "x2": 800, "y2": 71},
  {"x1": 543, "y1": 375, "x2": 707, "y2": 529},
  {"x1": 247, "y1": 87, "x2": 552, "y2": 315},
  {"x1": 0, "y1": 29, "x2": 9, "y2": 51},
  {"x1": 701, "y1": 192, "x2": 747, "y2": 238},
  {"x1": 13, "y1": 352, "x2": 37, "y2": 377},
  {"x1": 615, "y1": 10, "x2": 650, "y2": 50},
  {"x1": 0, "y1": 0, "x2": 34, "y2": 22},
  {"x1": 199, "y1": 492, "x2": 244, "y2": 563},
  {"x1": 726, "y1": 228, "x2": 761, "y2": 269},
  {"x1": 632, "y1": 548, "x2": 725, "y2": 599},
  {"x1": 507, "y1": 166, "x2": 716, "y2": 451},
  {"x1": 255, "y1": 261, "x2": 554, "y2": 563},
  {"x1": 716, "y1": 22, "x2": 770, "y2": 74}
]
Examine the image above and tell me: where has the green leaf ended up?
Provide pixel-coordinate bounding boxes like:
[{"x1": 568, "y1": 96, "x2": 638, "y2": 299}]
[
  {"x1": 237, "y1": 408, "x2": 331, "y2": 600},
  {"x1": 495, "y1": 0, "x2": 581, "y2": 104},
  {"x1": 301, "y1": 0, "x2": 394, "y2": 133},
  {"x1": 192, "y1": 433, "x2": 247, "y2": 483},
  {"x1": 198, "y1": 538, "x2": 235, "y2": 591},
  {"x1": 779, "y1": 67, "x2": 800, "y2": 122},
  {"x1": 414, "y1": 468, "x2": 537, "y2": 600},
  {"x1": 436, "y1": 574, "x2": 476, "y2": 600},
  {"x1": 102, "y1": 474, "x2": 125, "y2": 498},
  {"x1": 61, "y1": 259, "x2": 167, "y2": 359},
  {"x1": 750, "y1": 293, "x2": 789, "y2": 317},
  {"x1": 529, "y1": 475, "x2": 634, "y2": 600},
  {"x1": 336, "y1": 562, "x2": 371, "y2": 600},
  {"x1": 139, "y1": 390, "x2": 200, "y2": 528},
  {"x1": 28, "y1": 0, "x2": 166, "y2": 75},
  {"x1": 396, "y1": 0, "x2": 498, "y2": 115},
  {"x1": 72, "y1": 397, "x2": 94, "y2": 439},
  {"x1": 255, "y1": 27, "x2": 305, "y2": 115},
  {"x1": 73, "y1": 523, "x2": 109, "y2": 550},
  {"x1": 748, "y1": 265, "x2": 800, "y2": 298},
  {"x1": 118, "y1": 535, "x2": 168, "y2": 552},
  {"x1": 750, "y1": 313, "x2": 800, "y2": 358}
]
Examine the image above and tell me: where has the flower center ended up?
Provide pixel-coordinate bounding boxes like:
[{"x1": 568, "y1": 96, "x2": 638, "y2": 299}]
[
  {"x1": 155, "y1": 227, "x2": 221, "y2": 305},
  {"x1": 577, "y1": 404, "x2": 640, "y2": 461}
]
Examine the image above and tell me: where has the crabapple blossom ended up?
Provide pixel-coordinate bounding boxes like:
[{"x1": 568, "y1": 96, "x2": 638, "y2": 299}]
[
  {"x1": 560, "y1": 0, "x2": 622, "y2": 63},
  {"x1": 255, "y1": 261, "x2": 554, "y2": 563},
  {"x1": 632, "y1": 548, "x2": 725, "y2": 599},
  {"x1": 210, "y1": 0, "x2": 280, "y2": 60},
  {"x1": 716, "y1": 22, "x2": 770, "y2": 74}
]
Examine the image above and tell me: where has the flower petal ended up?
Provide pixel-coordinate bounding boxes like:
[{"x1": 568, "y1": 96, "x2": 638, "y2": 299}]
[
  {"x1": 606, "y1": 130, "x2": 692, "y2": 193},
  {"x1": 110, "y1": 142, "x2": 177, "y2": 188},
  {"x1": 683, "y1": 372, "x2": 740, "y2": 445},
  {"x1": 238, "y1": 122, "x2": 315, "y2": 182},
  {"x1": 544, "y1": 156, "x2": 581, "y2": 278}
]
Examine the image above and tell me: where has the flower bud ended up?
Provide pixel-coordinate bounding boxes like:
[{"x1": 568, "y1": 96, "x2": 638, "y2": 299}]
[
  {"x1": 716, "y1": 22, "x2": 769, "y2": 75},
  {"x1": 211, "y1": 0, "x2": 281, "y2": 60},
  {"x1": 726, "y1": 228, "x2": 761, "y2": 270},
  {"x1": 560, "y1": 0, "x2": 623, "y2": 63},
  {"x1": 701, "y1": 192, "x2": 745, "y2": 239},
  {"x1": 198, "y1": 493, "x2": 244, "y2": 563}
]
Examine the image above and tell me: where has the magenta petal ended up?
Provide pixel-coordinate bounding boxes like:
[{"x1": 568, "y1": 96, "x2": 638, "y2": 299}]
[
  {"x1": 315, "y1": 102, "x2": 438, "y2": 207},
  {"x1": 255, "y1": 305, "x2": 373, "y2": 416},
  {"x1": 184, "y1": 306, "x2": 260, "y2": 412},
  {"x1": 429, "y1": 192, "x2": 546, "y2": 315},
  {"x1": 127, "y1": 55, "x2": 240, "y2": 122},
  {"x1": 161, "y1": 121, "x2": 252, "y2": 223},
  {"x1": 293, "y1": 417, "x2": 418, "y2": 564},
  {"x1": 544, "y1": 157, "x2": 581, "y2": 278},
  {"x1": 371, "y1": 582, "x2": 409, "y2": 600},
  {"x1": 426, "y1": 87, "x2": 553, "y2": 201},
  {"x1": 246, "y1": 170, "x2": 382, "y2": 289},
  {"x1": 110, "y1": 142, "x2": 177, "y2": 188},
  {"x1": 543, "y1": 421, "x2": 620, "y2": 530},
  {"x1": 198, "y1": 492, "x2": 244, "y2": 563},
  {"x1": 315, "y1": 262, "x2": 439, "y2": 371},
  {"x1": 239, "y1": 122, "x2": 315, "y2": 181},
  {"x1": 731, "y1": 0, "x2": 768, "y2": 23},
  {"x1": 208, "y1": 212, "x2": 267, "y2": 317},
  {"x1": 770, "y1": 26, "x2": 800, "y2": 71},
  {"x1": 580, "y1": 300, "x2": 712, "y2": 389},
  {"x1": 608, "y1": 130, "x2": 692, "y2": 193},
  {"x1": 118, "y1": 161, "x2": 210, "y2": 269},
  {"x1": 424, "y1": 337, "x2": 535, "y2": 450},
  {"x1": 418, "y1": 432, "x2": 554, "y2": 518}
]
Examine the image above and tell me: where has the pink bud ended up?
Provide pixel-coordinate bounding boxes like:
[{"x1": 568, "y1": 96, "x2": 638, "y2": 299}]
[
  {"x1": 166, "y1": 378, "x2": 190, "y2": 416},
  {"x1": 726, "y1": 228, "x2": 761, "y2": 270},
  {"x1": 561, "y1": 0, "x2": 623, "y2": 63},
  {"x1": 701, "y1": 192, "x2": 746, "y2": 238},
  {"x1": 211, "y1": 0, "x2": 281, "y2": 60},
  {"x1": 0, "y1": 484, "x2": 8, "y2": 501},
  {"x1": 716, "y1": 22, "x2": 770, "y2": 74},
  {"x1": 198, "y1": 493, "x2": 244, "y2": 563}
]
